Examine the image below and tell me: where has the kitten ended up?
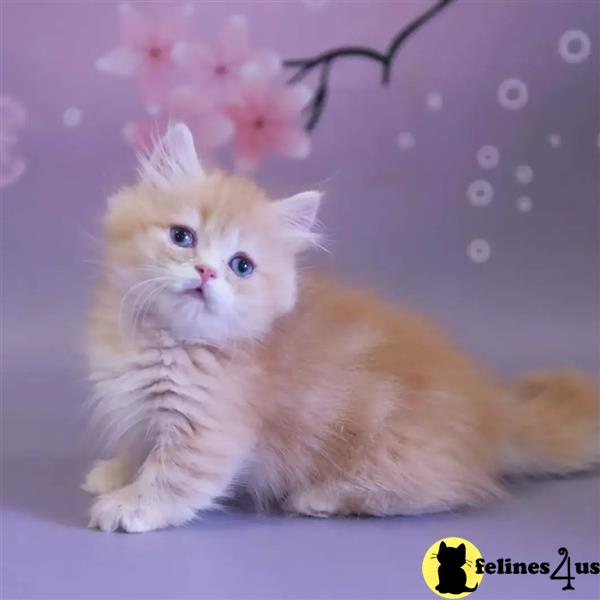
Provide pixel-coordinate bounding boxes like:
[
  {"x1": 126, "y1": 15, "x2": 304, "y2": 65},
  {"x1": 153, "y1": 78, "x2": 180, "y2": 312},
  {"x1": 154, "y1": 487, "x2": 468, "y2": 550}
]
[{"x1": 84, "y1": 123, "x2": 599, "y2": 532}]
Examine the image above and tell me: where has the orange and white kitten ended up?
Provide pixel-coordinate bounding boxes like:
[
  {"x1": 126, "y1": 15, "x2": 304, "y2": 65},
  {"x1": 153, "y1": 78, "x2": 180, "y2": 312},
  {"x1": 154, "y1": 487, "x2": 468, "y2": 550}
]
[{"x1": 85, "y1": 123, "x2": 599, "y2": 533}]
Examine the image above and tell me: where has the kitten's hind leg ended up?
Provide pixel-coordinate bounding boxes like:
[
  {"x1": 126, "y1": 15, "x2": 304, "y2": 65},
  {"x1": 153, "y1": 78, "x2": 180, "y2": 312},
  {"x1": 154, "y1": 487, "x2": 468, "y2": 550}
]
[{"x1": 82, "y1": 457, "x2": 132, "y2": 495}]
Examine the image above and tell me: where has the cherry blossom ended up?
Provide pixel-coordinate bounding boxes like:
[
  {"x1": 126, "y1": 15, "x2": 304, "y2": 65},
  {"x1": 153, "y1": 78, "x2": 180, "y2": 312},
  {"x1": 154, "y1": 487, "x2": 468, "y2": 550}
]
[
  {"x1": 96, "y1": 3, "x2": 193, "y2": 107},
  {"x1": 226, "y1": 72, "x2": 312, "y2": 172},
  {"x1": 172, "y1": 15, "x2": 280, "y2": 104},
  {"x1": 168, "y1": 86, "x2": 234, "y2": 148},
  {"x1": 124, "y1": 86, "x2": 233, "y2": 152}
]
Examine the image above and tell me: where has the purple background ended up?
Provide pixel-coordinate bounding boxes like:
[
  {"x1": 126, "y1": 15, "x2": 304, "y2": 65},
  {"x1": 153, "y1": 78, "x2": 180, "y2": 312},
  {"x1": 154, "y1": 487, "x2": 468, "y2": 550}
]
[{"x1": 1, "y1": 1, "x2": 599, "y2": 599}]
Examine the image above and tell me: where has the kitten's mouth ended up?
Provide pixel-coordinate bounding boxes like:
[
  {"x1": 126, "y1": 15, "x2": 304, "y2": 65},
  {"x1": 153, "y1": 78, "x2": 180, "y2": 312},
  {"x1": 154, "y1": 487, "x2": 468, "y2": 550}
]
[
  {"x1": 183, "y1": 282, "x2": 211, "y2": 306},
  {"x1": 183, "y1": 285, "x2": 205, "y2": 300}
]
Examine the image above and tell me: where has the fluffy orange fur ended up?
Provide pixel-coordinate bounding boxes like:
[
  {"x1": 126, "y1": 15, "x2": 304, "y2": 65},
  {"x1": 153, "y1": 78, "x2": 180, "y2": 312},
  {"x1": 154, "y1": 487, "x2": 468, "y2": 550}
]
[{"x1": 84, "y1": 124, "x2": 599, "y2": 532}]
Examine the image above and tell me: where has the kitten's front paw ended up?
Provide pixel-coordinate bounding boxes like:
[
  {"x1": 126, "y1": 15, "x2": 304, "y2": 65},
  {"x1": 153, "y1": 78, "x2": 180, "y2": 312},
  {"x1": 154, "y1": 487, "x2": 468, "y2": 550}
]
[
  {"x1": 88, "y1": 486, "x2": 194, "y2": 533},
  {"x1": 82, "y1": 458, "x2": 131, "y2": 495}
]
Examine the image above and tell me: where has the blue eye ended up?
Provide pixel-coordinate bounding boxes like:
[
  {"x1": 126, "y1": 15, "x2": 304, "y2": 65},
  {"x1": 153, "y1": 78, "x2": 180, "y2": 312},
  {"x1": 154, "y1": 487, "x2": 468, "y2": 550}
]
[
  {"x1": 229, "y1": 254, "x2": 255, "y2": 278},
  {"x1": 169, "y1": 225, "x2": 196, "y2": 248}
]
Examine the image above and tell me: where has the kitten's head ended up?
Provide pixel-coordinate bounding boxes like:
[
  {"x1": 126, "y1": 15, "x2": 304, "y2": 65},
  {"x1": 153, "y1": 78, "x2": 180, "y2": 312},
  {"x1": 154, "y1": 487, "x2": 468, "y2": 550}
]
[
  {"x1": 103, "y1": 123, "x2": 321, "y2": 342},
  {"x1": 437, "y1": 542, "x2": 466, "y2": 567}
]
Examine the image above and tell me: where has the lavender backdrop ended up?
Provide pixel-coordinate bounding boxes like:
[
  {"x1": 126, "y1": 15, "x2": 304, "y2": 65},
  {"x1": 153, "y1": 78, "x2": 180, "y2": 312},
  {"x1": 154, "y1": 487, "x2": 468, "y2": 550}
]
[{"x1": 1, "y1": 1, "x2": 599, "y2": 599}]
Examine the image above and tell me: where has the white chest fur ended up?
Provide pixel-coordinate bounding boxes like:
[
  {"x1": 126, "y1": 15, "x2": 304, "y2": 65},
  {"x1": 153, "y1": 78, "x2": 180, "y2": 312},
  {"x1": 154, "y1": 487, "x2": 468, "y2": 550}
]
[{"x1": 88, "y1": 332, "x2": 228, "y2": 450}]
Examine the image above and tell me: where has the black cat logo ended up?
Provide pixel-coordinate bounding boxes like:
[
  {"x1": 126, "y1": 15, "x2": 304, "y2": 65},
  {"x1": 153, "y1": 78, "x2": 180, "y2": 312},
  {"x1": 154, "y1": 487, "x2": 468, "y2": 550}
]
[{"x1": 434, "y1": 541, "x2": 479, "y2": 595}]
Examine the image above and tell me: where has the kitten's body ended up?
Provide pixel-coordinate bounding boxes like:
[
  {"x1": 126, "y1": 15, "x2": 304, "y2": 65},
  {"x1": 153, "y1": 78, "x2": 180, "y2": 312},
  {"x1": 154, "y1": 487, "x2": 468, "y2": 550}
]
[{"x1": 85, "y1": 124, "x2": 599, "y2": 532}]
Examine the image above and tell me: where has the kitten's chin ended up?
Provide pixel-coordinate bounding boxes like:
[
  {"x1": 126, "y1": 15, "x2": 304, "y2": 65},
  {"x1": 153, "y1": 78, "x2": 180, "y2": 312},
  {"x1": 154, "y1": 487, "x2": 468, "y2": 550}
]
[
  {"x1": 153, "y1": 289, "x2": 232, "y2": 343},
  {"x1": 184, "y1": 286, "x2": 207, "y2": 303}
]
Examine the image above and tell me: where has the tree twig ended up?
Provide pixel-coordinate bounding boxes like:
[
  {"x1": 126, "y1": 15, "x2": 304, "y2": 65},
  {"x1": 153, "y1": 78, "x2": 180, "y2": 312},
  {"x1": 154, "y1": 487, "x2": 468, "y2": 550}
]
[{"x1": 283, "y1": 0, "x2": 457, "y2": 130}]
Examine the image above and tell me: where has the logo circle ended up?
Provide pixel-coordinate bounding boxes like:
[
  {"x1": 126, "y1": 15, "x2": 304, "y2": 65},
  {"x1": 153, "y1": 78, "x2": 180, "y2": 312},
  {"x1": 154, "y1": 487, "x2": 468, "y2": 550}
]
[{"x1": 422, "y1": 537, "x2": 484, "y2": 598}]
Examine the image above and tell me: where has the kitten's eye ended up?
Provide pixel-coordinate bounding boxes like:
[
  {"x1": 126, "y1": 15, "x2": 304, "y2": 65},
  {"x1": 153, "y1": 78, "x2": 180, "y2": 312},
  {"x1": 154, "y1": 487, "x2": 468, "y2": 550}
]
[
  {"x1": 169, "y1": 225, "x2": 196, "y2": 248},
  {"x1": 229, "y1": 253, "x2": 255, "y2": 278}
]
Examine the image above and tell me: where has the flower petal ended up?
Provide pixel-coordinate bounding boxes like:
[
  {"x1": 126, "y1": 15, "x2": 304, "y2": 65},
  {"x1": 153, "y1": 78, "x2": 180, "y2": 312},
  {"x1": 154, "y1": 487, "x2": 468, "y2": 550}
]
[
  {"x1": 171, "y1": 41, "x2": 217, "y2": 77},
  {"x1": 234, "y1": 128, "x2": 269, "y2": 173},
  {"x1": 96, "y1": 46, "x2": 142, "y2": 77},
  {"x1": 193, "y1": 113, "x2": 234, "y2": 148},
  {"x1": 156, "y1": 3, "x2": 193, "y2": 44},
  {"x1": 118, "y1": 3, "x2": 152, "y2": 46},
  {"x1": 170, "y1": 87, "x2": 221, "y2": 124},
  {"x1": 235, "y1": 67, "x2": 272, "y2": 112},
  {"x1": 273, "y1": 84, "x2": 312, "y2": 118},
  {"x1": 249, "y1": 49, "x2": 282, "y2": 78},
  {"x1": 270, "y1": 125, "x2": 311, "y2": 159},
  {"x1": 218, "y1": 15, "x2": 249, "y2": 62},
  {"x1": 138, "y1": 64, "x2": 172, "y2": 105}
]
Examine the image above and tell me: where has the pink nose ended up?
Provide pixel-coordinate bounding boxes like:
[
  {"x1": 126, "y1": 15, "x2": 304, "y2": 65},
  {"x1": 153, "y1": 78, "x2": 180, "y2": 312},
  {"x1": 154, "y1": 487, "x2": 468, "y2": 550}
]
[{"x1": 195, "y1": 264, "x2": 217, "y2": 284}]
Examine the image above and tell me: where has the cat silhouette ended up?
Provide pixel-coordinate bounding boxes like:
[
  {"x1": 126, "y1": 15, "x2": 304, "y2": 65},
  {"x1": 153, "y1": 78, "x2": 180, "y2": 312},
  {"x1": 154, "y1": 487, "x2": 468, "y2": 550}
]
[{"x1": 435, "y1": 541, "x2": 478, "y2": 594}]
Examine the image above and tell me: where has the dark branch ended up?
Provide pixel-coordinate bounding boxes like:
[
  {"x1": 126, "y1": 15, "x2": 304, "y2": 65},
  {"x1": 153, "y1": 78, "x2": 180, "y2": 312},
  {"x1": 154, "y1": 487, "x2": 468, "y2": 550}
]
[
  {"x1": 283, "y1": 0, "x2": 457, "y2": 130},
  {"x1": 382, "y1": 0, "x2": 456, "y2": 83}
]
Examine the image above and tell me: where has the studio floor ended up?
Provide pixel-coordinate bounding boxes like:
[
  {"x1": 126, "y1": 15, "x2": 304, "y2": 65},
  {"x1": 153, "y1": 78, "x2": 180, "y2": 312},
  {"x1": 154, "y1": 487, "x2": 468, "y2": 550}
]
[{"x1": 2, "y1": 353, "x2": 599, "y2": 600}]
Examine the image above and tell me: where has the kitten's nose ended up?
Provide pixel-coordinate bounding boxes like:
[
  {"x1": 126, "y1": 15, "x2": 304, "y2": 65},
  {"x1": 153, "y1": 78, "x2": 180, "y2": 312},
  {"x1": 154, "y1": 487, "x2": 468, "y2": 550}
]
[{"x1": 195, "y1": 264, "x2": 217, "y2": 284}]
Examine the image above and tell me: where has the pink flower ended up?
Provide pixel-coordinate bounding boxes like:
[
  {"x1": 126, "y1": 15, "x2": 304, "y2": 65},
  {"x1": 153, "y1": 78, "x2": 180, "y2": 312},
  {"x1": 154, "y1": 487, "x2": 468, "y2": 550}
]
[
  {"x1": 226, "y1": 72, "x2": 312, "y2": 172},
  {"x1": 172, "y1": 15, "x2": 280, "y2": 104},
  {"x1": 169, "y1": 86, "x2": 234, "y2": 148},
  {"x1": 0, "y1": 95, "x2": 27, "y2": 189},
  {"x1": 96, "y1": 3, "x2": 193, "y2": 107},
  {"x1": 123, "y1": 87, "x2": 233, "y2": 152}
]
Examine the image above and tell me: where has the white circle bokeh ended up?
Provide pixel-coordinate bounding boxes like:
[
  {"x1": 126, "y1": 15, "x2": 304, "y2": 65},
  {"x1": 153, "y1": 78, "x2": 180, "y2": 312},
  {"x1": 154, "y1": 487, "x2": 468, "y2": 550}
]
[
  {"x1": 515, "y1": 164, "x2": 534, "y2": 184},
  {"x1": 396, "y1": 131, "x2": 416, "y2": 151},
  {"x1": 425, "y1": 92, "x2": 443, "y2": 111},
  {"x1": 548, "y1": 133, "x2": 562, "y2": 148},
  {"x1": 476, "y1": 145, "x2": 500, "y2": 169},
  {"x1": 467, "y1": 239, "x2": 491, "y2": 264},
  {"x1": 63, "y1": 107, "x2": 83, "y2": 128},
  {"x1": 517, "y1": 196, "x2": 533, "y2": 213},
  {"x1": 497, "y1": 78, "x2": 528, "y2": 111},
  {"x1": 467, "y1": 179, "x2": 494, "y2": 207},
  {"x1": 559, "y1": 30, "x2": 592, "y2": 64}
]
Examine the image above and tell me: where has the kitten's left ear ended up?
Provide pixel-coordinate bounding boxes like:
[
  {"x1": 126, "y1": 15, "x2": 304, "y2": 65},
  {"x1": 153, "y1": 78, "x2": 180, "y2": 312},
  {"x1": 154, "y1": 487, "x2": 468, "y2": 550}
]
[
  {"x1": 274, "y1": 190, "x2": 322, "y2": 234},
  {"x1": 139, "y1": 122, "x2": 205, "y2": 190}
]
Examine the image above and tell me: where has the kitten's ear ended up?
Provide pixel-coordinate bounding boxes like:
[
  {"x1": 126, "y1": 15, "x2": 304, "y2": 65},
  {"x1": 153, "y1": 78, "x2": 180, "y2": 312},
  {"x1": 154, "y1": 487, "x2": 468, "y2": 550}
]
[
  {"x1": 138, "y1": 122, "x2": 205, "y2": 190},
  {"x1": 439, "y1": 542, "x2": 447, "y2": 551},
  {"x1": 458, "y1": 544, "x2": 466, "y2": 556},
  {"x1": 274, "y1": 190, "x2": 322, "y2": 234}
]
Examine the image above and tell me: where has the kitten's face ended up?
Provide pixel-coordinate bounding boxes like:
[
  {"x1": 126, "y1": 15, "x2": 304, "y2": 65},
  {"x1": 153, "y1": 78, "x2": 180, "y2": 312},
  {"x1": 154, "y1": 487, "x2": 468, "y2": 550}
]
[{"x1": 104, "y1": 171, "x2": 319, "y2": 343}]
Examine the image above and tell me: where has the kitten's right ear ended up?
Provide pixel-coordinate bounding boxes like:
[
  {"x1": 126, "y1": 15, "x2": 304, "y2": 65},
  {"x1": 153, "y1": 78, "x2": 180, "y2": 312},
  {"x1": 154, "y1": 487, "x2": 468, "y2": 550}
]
[
  {"x1": 138, "y1": 122, "x2": 205, "y2": 190},
  {"x1": 439, "y1": 542, "x2": 447, "y2": 551}
]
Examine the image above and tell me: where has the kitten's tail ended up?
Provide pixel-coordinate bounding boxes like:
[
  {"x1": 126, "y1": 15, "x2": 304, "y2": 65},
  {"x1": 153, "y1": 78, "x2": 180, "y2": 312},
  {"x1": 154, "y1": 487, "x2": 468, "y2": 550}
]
[{"x1": 502, "y1": 369, "x2": 599, "y2": 476}]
